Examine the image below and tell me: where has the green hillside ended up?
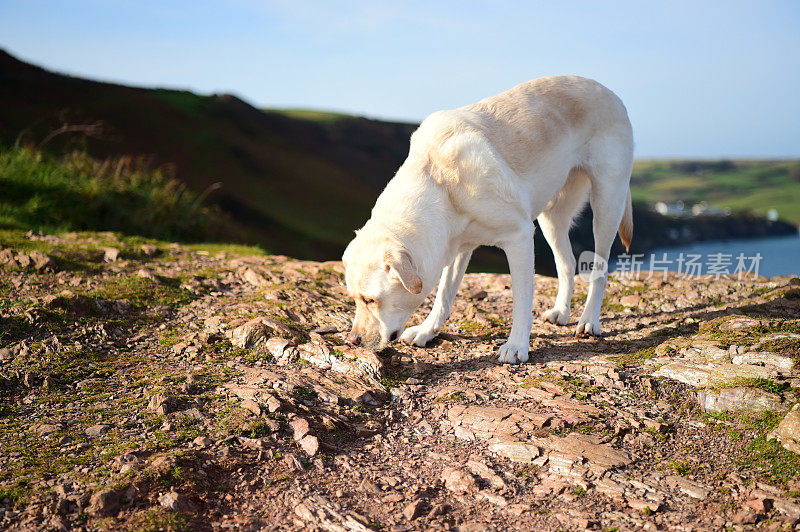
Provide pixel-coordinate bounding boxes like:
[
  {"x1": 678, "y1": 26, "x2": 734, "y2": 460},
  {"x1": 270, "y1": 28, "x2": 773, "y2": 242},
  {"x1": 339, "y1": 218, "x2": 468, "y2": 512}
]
[{"x1": 632, "y1": 160, "x2": 800, "y2": 225}]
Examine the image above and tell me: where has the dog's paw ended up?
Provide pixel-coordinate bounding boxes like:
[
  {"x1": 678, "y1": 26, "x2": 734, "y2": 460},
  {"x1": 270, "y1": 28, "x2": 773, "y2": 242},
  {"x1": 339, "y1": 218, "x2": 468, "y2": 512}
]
[
  {"x1": 400, "y1": 324, "x2": 437, "y2": 347},
  {"x1": 542, "y1": 307, "x2": 569, "y2": 325},
  {"x1": 496, "y1": 341, "x2": 529, "y2": 364},
  {"x1": 575, "y1": 317, "x2": 602, "y2": 337}
]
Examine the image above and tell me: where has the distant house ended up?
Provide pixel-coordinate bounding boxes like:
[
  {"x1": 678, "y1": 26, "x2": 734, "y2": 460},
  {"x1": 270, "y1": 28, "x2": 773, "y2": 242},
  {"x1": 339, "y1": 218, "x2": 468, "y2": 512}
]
[{"x1": 654, "y1": 201, "x2": 685, "y2": 216}]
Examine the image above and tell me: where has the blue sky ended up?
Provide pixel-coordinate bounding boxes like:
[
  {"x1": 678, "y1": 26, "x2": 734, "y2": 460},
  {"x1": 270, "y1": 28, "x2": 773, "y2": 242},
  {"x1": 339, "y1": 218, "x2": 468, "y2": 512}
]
[{"x1": 1, "y1": 0, "x2": 798, "y2": 158}]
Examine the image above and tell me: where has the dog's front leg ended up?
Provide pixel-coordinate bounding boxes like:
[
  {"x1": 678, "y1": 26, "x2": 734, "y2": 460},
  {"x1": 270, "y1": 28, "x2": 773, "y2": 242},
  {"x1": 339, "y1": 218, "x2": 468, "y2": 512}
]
[
  {"x1": 497, "y1": 228, "x2": 535, "y2": 364},
  {"x1": 401, "y1": 250, "x2": 472, "y2": 347}
]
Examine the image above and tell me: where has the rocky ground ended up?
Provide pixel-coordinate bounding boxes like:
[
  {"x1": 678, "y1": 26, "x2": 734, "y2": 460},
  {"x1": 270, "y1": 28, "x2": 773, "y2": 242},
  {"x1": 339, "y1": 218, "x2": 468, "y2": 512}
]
[{"x1": 1, "y1": 230, "x2": 799, "y2": 531}]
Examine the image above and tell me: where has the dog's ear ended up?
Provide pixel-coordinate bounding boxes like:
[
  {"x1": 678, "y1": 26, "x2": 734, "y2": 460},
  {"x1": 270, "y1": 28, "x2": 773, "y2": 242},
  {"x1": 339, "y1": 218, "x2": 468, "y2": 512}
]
[{"x1": 383, "y1": 248, "x2": 422, "y2": 294}]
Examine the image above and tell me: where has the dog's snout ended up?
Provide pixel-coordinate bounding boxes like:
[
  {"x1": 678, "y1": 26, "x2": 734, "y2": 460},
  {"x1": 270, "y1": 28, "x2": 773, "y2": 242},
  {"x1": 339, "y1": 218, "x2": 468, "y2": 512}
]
[
  {"x1": 347, "y1": 330, "x2": 361, "y2": 346},
  {"x1": 389, "y1": 330, "x2": 399, "y2": 342}
]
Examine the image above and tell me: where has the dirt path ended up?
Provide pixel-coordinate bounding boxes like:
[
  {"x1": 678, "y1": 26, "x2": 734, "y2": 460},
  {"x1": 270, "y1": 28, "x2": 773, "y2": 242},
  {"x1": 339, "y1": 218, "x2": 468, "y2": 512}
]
[{"x1": 1, "y1": 231, "x2": 799, "y2": 531}]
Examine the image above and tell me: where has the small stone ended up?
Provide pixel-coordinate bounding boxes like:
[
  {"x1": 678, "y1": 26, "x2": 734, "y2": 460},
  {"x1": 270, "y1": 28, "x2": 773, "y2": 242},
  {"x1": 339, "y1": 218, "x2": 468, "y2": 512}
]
[
  {"x1": 231, "y1": 318, "x2": 272, "y2": 349},
  {"x1": 158, "y1": 490, "x2": 194, "y2": 512},
  {"x1": 628, "y1": 498, "x2": 661, "y2": 513},
  {"x1": 140, "y1": 244, "x2": 159, "y2": 257},
  {"x1": 298, "y1": 434, "x2": 319, "y2": 456},
  {"x1": 136, "y1": 269, "x2": 158, "y2": 281},
  {"x1": 193, "y1": 436, "x2": 214, "y2": 448},
  {"x1": 241, "y1": 399, "x2": 261, "y2": 416},
  {"x1": 477, "y1": 490, "x2": 507, "y2": 506},
  {"x1": 28, "y1": 250, "x2": 53, "y2": 270},
  {"x1": 441, "y1": 467, "x2": 476, "y2": 494},
  {"x1": 745, "y1": 497, "x2": 772, "y2": 514},
  {"x1": 148, "y1": 394, "x2": 181, "y2": 415},
  {"x1": 382, "y1": 492, "x2": 404, "y2": 503},
  {"x1": 468, "y1": 289, "x2": 488, "y2": 300},
  {"x1": 33, "y1": 423, "x2": 61, "y2": 436},
  {"x1": 290, "y1": 417, "x2": 311, "y2": 441},
  {"x1": 732, "y1": 508, "x2": 758, "y2": 525},
  {"x1": 488, "y1": 440, "x2": 540, "y2": 463},
  {"x1": 85, "y1": 424, "x2": 110, "y2": 438},
  {"x1": 102, "y1": 247, "x2": 120, "y2": 262},
  {"x1": 403, "y1": 499, "x2": 424, "y2": 520},
  {"x1": 265, "y1": 394, "x2": 282, "y2": 413},
  {"x1": 87, "y1": 489, "x2": 119, "y2": 517},
  {"x1": 620, "y1": 294, "x2": 642, "y2": 307}
]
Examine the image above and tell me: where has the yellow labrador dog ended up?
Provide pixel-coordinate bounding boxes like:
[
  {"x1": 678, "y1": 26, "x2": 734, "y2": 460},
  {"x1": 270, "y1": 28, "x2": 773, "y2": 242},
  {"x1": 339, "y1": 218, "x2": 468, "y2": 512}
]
[{"x1": 343, "y1": 76, "x2": 633, "y2": 363}]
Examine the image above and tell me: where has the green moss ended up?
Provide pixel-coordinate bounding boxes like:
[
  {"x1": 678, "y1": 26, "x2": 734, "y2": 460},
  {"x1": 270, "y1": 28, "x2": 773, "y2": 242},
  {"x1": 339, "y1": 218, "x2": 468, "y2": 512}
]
[
  {"x1": 434, "y1": 392, "x2": 466, "y2": 403},
  {"x1": 611, "y1": 346, "x2": 658, "y2": 367},
  {"x1": 713, "y1": 377, "x2": 789, "y2": 394},
  {"x1": 291, "y1": 385, "x2": 318, "y2": 401},
  {"x1": 380, "y1": 371, "x2": 409, "y2": 388}
]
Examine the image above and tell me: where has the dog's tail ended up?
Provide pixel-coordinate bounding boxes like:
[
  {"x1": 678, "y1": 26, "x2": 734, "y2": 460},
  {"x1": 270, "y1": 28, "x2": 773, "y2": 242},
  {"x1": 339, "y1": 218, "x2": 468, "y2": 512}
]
[{"x1": 618, "y1": 187, "x2": 633, "y2": 252}]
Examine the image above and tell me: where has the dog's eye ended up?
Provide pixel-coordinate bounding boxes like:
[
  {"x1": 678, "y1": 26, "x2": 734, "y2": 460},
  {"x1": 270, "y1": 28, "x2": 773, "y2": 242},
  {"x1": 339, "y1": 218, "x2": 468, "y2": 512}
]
[{"x1": 361, "y1": 296, "x2": 375, "y2": 305}]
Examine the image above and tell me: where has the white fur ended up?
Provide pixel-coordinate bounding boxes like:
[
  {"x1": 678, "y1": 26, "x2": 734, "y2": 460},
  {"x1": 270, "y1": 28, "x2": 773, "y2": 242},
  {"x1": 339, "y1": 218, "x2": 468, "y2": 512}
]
[{"x1": 343, "y1": 76, "x2": 633, "y2": 363}]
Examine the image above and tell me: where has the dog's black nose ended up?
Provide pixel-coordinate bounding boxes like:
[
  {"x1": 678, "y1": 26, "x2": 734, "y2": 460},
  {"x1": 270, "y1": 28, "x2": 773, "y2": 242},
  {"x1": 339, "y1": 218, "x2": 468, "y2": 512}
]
[{"x1": 389, "y1": 330, "x2": 398, "y2": 342}]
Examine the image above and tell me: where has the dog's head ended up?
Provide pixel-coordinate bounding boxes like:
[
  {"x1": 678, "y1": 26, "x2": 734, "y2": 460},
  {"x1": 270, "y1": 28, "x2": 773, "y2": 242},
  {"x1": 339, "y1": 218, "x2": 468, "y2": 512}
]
[{"x1": 342, "y1": 225, "x2": 426, "y2": 350}]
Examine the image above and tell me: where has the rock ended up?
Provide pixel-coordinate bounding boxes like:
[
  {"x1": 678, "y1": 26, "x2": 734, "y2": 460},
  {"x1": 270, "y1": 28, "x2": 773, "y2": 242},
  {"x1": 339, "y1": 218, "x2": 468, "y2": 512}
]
[
  {"x1": 468, "y1": 289, "x2": 488, "y2": 300},
  {"x1": 697, "y1": 387, "x2": 783, "y2": 413},
  {"x1": 488, "y1": 440, "x2": 540, "y2": 463},
  {"x1": 87, "y1": 489, "x2": 119, "y2": 517},
  {"x1": 477, "y1": 490, "x2": 507, "y2": 506},
  {"x1": 466, "y1": 459, "x2": 506, "y2": 490},
  {"x1": 85, "y1": 424, "x2": 111, "y2": 438},
  {"x1": 732, "y1": 508, "x2": 758, "y2": 525},
  {"x1": 772, "y1": 497, "x2": 800, "y2": 520},
  {"x1": 298, "y1": 435, "x2": 319, "y2": 456},
  {"x1": 241, "y1": 398, "x2": 261, "y2": 416},
  {"x1": 102, "y1": 247, "x2": 120, "y2": 262},
  {"x1": 241, "y1": 267, "x2": 268, "y2": 287},
  {"x1": 441, "y1": 467, "x2": 477, "y2": 494},
  {"x1": 32, "y1": 423, "x2": 62, "y2": 436},
  {"x1": 137, "y1": 269, "x2": 158, "y2": 281},
  {"x1": 28, "y1": 250, "x2": 53, "y2": 270},
  {"x1": 290, "y1": 417, "x2": 311, "y2": 441},
  {"x1": 264, "y1": 394, "x2": 282, "y2": 413},
  {"x1": 0, "y1": 248, "x2": 15, "y2": 265},
  {"x1": 745, "y1": 497, "x2": 772, "y2": 513},
  {"x1": 653, "y1": 363, "x2": 714, "y2": 387},
  {"x1": 0, "y1": 347, "x2": 13, "y2": 361},
  {"x1": 231, "y1": 318, "x2": 273, "y2": 349},
  {"x1": 710, "y1": 364, "x2": 777, "y2": 385},
  {"x1": 140, "y1": 244, "x2": 159, "y2": 257},
  {"x1": 403, "y1": 499, "x2": 424, "y2": 520},
  {"x1": 664, "y1": 475, "x2": 709, "y2": 499},
  {"x1": 620, "y1": 294, "x2": 642, "y2": 307},
  {"x1": 147, "y1": 394, "x2": 181, "y2": 415},
  {"x1": 193, "y1": 436, "x2": 214, "y2": 448},
  {"x1": 768, "y1": 404, "x2": 800, "y2": 454},
  {"x1": 158, "y1": 490, "x2": 194, "y2": 512},
  {"x1": 732, "y1": 351, "x2": 794, "y2": 371},
  {"x1": 628, "y1": 498, "x2": 660, "y2": 513}
]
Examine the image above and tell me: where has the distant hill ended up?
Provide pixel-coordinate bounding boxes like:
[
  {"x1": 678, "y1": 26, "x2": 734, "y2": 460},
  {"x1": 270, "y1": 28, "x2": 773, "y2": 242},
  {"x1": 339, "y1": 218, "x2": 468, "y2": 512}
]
[
  {"x1": 0, "y1": 49, "x2": 416, "y2": 261},
  {"x1": 632, "y1": 160, "x2": 800, "y2": 225},
  {"x1": 1, "y1": 49, "x2": 795, "y2": 274}
]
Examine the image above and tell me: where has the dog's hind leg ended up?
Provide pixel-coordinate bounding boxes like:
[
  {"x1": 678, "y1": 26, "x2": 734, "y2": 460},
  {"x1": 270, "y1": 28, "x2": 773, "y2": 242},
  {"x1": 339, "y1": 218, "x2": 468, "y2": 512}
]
[
  {"x1": 576, "y1": 142, "x2": 633, "y2": 336},
  {"x1": 401, "y1": 249, "x2": 473, "y2": 347},
  {"x1": 538, "y1": 168, "x2": 590, "y2": 325}
]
